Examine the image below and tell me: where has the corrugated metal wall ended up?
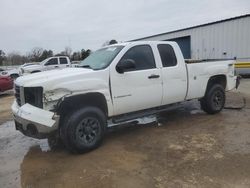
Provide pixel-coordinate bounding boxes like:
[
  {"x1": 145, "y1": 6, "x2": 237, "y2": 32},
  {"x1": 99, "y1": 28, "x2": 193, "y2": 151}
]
[{"x1": 136, "y1": 16, "x2": 250, "y2": 60}]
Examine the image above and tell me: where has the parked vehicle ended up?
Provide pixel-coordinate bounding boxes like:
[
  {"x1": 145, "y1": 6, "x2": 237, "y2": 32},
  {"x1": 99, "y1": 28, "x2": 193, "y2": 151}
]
[
  {"x1": 0, "y1": 76, "x2": 13, "y2": 93},
  {"x1": 19, "y1": 56, "x2": 71, "y2": 75},
  {"x1": 12, "y1": 41, "x2": 239, "y2": 153},
  {"x1": 71, "y1": 61, "x2": 81, "y2": 68},
  {"x1": 0, "y1": 68, "x2": 20, "y2": 79}
]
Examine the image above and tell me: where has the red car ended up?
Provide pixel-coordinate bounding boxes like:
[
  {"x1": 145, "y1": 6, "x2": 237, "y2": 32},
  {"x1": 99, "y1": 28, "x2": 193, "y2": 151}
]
[{"x1": 0, "y1": 76, "x2": 13, "y2": 93}]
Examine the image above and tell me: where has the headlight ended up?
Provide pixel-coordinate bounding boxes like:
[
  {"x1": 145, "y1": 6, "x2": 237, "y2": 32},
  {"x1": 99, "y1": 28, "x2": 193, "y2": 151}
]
[{"x1": 2, "y1": 71, "x2": 7, "y2": 75}]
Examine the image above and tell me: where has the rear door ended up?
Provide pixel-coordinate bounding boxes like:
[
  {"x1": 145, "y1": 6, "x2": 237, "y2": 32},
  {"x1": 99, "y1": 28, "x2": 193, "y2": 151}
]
[
  {"x1": 59, "y1": 57, "x2": 70, "y2": 68},
  {"x1": 157, "y1": 44, "x2": 187, "y2": 105},
  {"x1": 111, "y1": 44, "x2": 163, "y2": 115}
]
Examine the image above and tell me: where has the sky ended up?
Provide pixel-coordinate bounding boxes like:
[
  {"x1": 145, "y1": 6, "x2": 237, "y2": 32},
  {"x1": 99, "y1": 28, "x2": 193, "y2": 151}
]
[{"x1": 0, "y1": 0, "x2": 249, "y2": 55}]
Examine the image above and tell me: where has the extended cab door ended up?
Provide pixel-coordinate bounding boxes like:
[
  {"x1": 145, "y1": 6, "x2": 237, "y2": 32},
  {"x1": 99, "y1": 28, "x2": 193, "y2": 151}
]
[
  {"x1": 59, "y1": 57, "x2": 70, "y2": 68},
  {"x1": 157, "y1": 43, "x2": 187, "y2": 105},
  {"x1": 110, "y1": 44, "x2": 162, "y2": 115},
  {"x1": 44, "y1": 57, "x2": 59, "y2": 70}
]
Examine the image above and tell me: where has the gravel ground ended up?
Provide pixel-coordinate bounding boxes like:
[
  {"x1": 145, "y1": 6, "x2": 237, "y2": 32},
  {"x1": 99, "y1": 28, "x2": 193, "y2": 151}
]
[{"x1": 0, "y1": 79, "x2": 250, "y2": 188}]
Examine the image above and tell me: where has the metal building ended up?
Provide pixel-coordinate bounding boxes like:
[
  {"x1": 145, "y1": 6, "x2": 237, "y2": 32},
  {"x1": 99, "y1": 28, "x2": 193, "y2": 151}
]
[{"x1": 133, "y1": 14, "x2": 250, "y2": 61}]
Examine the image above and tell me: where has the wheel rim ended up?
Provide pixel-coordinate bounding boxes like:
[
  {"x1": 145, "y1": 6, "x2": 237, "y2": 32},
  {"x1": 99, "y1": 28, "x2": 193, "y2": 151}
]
[
  {"x1": 212, "y1": 90, "x2": 224, "y2": 110},
  {"x1": 76, "y1": 117, "x2": 100, "y2": 145}
]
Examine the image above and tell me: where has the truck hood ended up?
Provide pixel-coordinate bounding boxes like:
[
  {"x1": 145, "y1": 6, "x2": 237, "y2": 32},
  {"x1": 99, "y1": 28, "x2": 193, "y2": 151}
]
[
  {"x1": 21, "y1": 64, "x2": 43, "y2": 71},
  {"x1": 15, "y1": 68, "x2": 93, "y2": 89}
]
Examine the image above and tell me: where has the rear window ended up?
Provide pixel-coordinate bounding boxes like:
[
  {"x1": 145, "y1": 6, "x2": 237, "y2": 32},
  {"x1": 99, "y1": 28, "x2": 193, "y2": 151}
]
[
  {"x1": 60, "y1": 57, "x2": 68, "y2": 64},
  {"x1": 157, "y1": 44, "x2": 177, "y2": 67}
]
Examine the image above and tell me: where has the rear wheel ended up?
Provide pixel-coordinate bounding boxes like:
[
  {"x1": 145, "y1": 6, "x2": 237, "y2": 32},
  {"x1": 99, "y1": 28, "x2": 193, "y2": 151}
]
[
  {"x1": 200, "y1": 84, "x2": 225, "y2": 114},
  {"x1": 60, "y1": 107, "x2": 106, "y2": 153}
]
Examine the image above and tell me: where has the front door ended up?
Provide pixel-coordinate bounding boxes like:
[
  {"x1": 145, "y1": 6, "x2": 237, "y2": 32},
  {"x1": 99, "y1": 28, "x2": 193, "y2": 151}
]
[
  {"x1": 111, "y1": 45, "x2": 163, "y2": 116},
  {"x1": 44, "y1": 57, "x2": 59, "y2": 70}
]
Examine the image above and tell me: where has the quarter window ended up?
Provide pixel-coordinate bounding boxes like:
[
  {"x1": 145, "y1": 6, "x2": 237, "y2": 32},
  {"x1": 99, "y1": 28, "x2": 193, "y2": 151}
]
[
  {"x1": 120, "y1": 45, "x2": 156, "y2": 71},
  {"x1": 157, "y1": 44, "x2": 177, "y2": 67}
]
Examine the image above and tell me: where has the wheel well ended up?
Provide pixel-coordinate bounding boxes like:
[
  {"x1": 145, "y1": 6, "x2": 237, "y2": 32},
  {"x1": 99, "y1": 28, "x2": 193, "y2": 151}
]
[
  {"x1": 57, "y1": 92, "x2": 108, "y2": 122},
  {"x1": 31, "y1": 70, "x2": 41, "y2": 73},
  {"x1": 206, "y1": 75, "x2": 226, "y2": 91}
]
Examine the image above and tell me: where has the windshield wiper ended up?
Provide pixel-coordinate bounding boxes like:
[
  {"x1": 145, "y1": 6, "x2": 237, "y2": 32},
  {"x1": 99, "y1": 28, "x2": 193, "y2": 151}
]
[{"x1": 78, "y1": 65, "x2": 93, "y2": 69}]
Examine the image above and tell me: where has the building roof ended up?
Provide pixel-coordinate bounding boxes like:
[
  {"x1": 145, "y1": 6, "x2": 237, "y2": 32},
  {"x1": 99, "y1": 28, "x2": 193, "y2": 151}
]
[{"x1": 132, "y1": 14, "x2": 250, "y2": 41}]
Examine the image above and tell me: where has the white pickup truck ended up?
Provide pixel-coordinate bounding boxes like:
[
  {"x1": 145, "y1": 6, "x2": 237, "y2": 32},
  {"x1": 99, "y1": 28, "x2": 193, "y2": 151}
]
[
  {"x1": 19, "y1": 56, "x2": 71, "y2": 75},
  {"x1": 12, "y1": 41, "x2": 239, "y2": 153}
]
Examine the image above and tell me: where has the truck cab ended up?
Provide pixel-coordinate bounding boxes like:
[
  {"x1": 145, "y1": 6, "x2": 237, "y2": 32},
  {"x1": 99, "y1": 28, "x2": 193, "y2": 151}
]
[{"x1": 20, "y1": 56, "x2": 71, "y2": 75}]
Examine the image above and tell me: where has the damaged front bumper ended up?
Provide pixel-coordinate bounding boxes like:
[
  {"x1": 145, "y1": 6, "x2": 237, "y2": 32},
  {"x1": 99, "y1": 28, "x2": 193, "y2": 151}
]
[{"x1": 11, "y1": 101, "x2": 59, "y2": 139}]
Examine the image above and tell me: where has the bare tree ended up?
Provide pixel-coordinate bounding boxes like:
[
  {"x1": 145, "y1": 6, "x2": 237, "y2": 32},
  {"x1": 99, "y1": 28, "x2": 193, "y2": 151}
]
[
  {"x1": 64, "y1": 46, "x2": 72, "y2": 57},
  {"x1": 6, "y1": 52, "x2": 28, "y2": 65},
  {"x1": 28, "y1": 47, "x2": 43, "y2": 62},
  {"x1": 72, "y1": 51, "x2": 81, "y2": 61},
  {"x1": 0, "y1": 50, "x2": 6, "y2": 66}
]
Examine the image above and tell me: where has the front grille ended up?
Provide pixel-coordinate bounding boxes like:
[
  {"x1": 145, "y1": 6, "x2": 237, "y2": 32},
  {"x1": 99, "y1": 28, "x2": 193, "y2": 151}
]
[
  {"x1": 15, "y1": 85, "x2": 21, "y2": 106},
  {"x1": 24, "y1": 87, "x2": 43, "y2": 108},
  {"x1": 15, "y1": 85, "x2": 43, "y2": 108}
]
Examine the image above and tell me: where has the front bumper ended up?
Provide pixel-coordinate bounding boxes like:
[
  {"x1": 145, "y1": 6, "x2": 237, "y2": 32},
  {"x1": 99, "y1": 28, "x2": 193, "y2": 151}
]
[{"x1": 11, "y1": 101, "x2": 59, "y2": 139}]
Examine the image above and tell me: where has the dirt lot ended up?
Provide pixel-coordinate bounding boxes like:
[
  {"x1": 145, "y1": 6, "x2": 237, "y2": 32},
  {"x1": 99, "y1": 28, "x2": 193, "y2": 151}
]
[{"x1": 0, "y1": 79, "x2": 250, "y2": 188}]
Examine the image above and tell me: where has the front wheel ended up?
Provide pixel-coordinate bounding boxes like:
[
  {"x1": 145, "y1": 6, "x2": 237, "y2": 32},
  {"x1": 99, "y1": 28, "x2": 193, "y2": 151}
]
[
  {"x1": 60, "y1": 107, "x2": 106, "y2": 153},
  {"x1": 200, "y1": 84, "x2": 225, "y2": 114}
]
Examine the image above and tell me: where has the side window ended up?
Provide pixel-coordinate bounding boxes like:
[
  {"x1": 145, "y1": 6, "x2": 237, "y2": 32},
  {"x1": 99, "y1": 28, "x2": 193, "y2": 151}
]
[
  {"x1": 120, "y1": 45, "x2": 156, "y2": 71},
  {"x1": 45, "y1": 58, "x2": 58, "y2": 66},
  {"x1": 157, "y1": 44, "x2": 177, "y2": 67},
  {"x1": 59, "y1": 57, "x2": 68, "y2": 64}
]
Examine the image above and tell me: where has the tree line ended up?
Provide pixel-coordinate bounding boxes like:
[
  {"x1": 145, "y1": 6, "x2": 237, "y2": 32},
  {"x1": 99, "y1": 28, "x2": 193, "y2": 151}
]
[
  {"x1": 0, "y1": 47, "x2": 92, "y2": 66},
  {"x1": 0, "y1": 39, "x2": 118, "y2": 66}
]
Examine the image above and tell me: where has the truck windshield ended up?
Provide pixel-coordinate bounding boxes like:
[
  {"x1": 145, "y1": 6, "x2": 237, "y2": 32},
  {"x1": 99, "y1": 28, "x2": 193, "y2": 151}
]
[{"x1": 79, "y1": 45, "x2": 124, "y2": 70}]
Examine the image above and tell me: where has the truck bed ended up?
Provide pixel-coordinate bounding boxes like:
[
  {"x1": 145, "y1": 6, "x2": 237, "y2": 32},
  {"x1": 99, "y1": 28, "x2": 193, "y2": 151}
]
[{"x1": 185, "y1": 60, "x2": 236, "y2": 100}]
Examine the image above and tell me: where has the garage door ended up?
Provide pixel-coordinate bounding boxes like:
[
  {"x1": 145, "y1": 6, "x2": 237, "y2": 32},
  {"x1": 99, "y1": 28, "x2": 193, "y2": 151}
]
[{"x1": 166, "y1": 36, "x2": 191, "y2": 59}]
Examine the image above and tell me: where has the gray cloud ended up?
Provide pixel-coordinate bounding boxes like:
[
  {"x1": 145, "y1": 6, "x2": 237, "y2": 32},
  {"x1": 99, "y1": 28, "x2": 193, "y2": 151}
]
[{"x1": 0, "y1": 0, "x2": 249, "y2": 54}]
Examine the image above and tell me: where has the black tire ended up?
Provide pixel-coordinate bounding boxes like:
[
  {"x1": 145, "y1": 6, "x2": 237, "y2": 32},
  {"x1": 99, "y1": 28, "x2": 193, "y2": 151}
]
[
  {"x1": 200, "y1": 84, "x2": 225, "y2": 114},
  {"x1": 48, "y1": 133, "x2": 64, "y2": 150},
  {"x1": 60, "y1": 107, "x2": 106, "y2": 154}
]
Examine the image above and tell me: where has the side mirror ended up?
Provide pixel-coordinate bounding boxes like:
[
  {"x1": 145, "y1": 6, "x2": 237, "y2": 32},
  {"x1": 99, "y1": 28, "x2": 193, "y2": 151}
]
[{"x1": 116, "y1": 59, "x2": 136, "y2": 73}]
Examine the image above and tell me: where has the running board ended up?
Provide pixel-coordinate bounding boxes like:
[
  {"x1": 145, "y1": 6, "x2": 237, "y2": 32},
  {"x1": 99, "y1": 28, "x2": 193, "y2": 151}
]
[{"x1": 111, "y1": 103, "x2": 182, "y2": 124}]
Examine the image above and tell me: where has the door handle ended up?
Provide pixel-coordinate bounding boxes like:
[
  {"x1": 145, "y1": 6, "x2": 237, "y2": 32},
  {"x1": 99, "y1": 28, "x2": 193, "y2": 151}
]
[
  {"x1": 54, "y1": 66, "x2": 59, "y2": 68},
  {"x1": 148, "y1": 74, "x2": 160, "y2": 79}
]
